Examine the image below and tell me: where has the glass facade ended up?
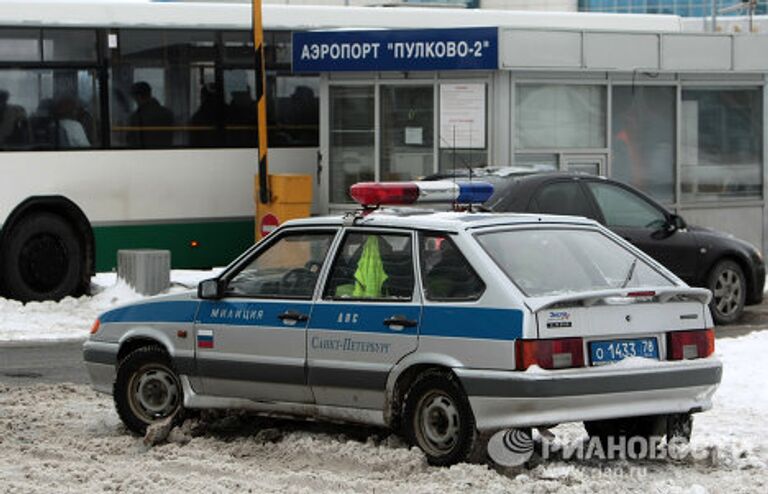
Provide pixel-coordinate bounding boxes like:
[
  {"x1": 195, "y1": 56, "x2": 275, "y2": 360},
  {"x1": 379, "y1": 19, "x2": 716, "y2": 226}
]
[
  {"x1": 329, "y1": 86, "x2": 375, "y2": 204},
  {"x1": 579, "y1": 0, "x2": 767, "y2": 16},
  {"x1": 516, "y1": 85, "x2": 606, "y2": 149},
  {"x1": 403, "y1": 0, "x2": 479, "y2": 6},
  {"x1": 611, "y1": 86, "x2": 676, "y2": 202},
  {"x1": 328, "y1": 80, "x2": 490, "y2": 203},
  {"x1": 681, "y1": 88, "x2": 763, "y2": 201},
  {"x1": 380, "y1": 85, "x2": 434, "y2": 181}
]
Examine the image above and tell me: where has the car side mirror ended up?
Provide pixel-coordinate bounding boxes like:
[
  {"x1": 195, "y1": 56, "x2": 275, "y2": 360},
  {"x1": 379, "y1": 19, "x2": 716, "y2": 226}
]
[
  {"x1": 198, "y1": 278, "x2": 222, "y2": 300},
  {"x1": 669, "y1": 213, "x2": 687, "y2": 231}
]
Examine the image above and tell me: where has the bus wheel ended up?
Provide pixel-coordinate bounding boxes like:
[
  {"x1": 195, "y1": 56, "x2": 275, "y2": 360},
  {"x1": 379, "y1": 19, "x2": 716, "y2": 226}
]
[{"x1": 0, "y1": 212, "x2": 84, "y2": 302}]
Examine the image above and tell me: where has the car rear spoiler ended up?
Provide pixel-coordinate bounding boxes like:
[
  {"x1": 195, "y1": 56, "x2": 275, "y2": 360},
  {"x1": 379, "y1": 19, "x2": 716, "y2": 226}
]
[{"x1": 527, "y1": 286, "x2": 712, "y2": 313}]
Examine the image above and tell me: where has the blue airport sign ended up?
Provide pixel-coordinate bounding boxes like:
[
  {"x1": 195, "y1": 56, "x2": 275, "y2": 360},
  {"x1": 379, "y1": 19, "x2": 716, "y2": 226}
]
[{"x1": 292, "y1": 27, "x2": 498, "y2": 72}]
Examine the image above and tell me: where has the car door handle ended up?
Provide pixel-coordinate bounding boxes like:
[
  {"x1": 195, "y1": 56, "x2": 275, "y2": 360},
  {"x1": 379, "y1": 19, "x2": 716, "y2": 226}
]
[
  {"x1": 278, "y1": 311, "x2": 309, "y2": 324},
  {"x1": 383, "y1": 315, "x2": 418, "y2": 329}
]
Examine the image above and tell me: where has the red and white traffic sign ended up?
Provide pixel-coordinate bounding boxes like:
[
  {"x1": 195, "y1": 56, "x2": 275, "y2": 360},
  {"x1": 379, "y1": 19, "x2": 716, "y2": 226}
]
[{"x1": 260, "y1": 213, "x2": 279, "y2": 238}]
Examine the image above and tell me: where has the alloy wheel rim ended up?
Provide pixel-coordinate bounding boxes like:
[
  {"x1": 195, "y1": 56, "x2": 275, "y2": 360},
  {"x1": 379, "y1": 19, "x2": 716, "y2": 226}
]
[{"x1": 714, "y1": 268, "x2": 742, "y2": 317}]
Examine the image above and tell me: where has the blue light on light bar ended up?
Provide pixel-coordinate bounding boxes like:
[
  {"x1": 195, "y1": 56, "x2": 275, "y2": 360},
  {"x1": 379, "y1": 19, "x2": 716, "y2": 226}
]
[{"x1": 456, "y1": 181, "x2": 494, "y2": 204}]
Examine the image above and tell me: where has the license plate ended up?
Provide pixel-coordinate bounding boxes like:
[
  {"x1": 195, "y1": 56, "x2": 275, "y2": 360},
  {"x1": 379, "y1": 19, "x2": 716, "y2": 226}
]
[{"x1": 589, "y1": 337, "x2": 659, "y2": 365}]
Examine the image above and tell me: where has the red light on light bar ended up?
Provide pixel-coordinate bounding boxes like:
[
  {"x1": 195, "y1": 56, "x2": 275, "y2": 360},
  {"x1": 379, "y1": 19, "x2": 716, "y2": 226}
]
[
  {"x1": 668, "y1": 329, "x2": 715, "y2": 360},
  {"x1": 349, "y1": 182, "x2": 420, "y2": 207},
  {"x1": 515, "y1": 338, "x2": 584, "y2": 370}
]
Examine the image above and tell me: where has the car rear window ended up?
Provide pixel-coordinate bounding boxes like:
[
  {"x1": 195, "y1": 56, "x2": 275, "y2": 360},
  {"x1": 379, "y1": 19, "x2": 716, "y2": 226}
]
[{"x1": 475, "y1": 228, "x2": 675, "y2": 297}]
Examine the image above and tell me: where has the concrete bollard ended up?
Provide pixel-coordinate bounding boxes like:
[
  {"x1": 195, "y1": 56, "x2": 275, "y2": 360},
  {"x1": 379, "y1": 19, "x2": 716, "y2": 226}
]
[{"x1": 117, "y1": 249, "x2": 171, "y2": 296}]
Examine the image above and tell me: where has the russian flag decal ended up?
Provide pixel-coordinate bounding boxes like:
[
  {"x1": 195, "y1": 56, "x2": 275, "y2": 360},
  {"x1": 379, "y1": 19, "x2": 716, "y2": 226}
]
[{"x1": 197, "y1": 329, "x2": 214, "y2": 349}]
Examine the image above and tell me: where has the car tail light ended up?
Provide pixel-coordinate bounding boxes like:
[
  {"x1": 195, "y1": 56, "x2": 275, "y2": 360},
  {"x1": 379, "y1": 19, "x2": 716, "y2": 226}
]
[
  {"x1": 515, "y1": 338, "x2": 584, "y2": 370},
  {"x1": 90, "y1": 319, "x2": 101, "y2": 335},
  {"x1": 667, "y1": 329, "x2": 715, "y2": 360}
]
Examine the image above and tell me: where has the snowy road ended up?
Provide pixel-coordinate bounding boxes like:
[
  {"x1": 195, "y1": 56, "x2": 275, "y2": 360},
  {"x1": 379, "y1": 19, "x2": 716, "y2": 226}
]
[
  {"x1": 0, "y1": 334, "x2": 767, "y2": 493},
  {"x1": 1, "y1": 275, "x2": 767, "y2": 492}
]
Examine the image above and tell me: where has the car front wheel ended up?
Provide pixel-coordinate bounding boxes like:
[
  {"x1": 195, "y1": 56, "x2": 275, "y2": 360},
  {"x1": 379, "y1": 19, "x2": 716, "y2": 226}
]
[
  {"x1": 114, "y1": 345, "x2": 184, "y2": 435},
  {"x1": 708, "y1": 259, "x2": 746, "y2": 325}
]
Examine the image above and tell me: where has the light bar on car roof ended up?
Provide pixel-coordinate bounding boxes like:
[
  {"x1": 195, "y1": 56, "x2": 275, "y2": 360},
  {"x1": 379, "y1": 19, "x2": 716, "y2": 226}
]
[{"x1": 349, "y1": 181, "x2": 494, "y2": 207}]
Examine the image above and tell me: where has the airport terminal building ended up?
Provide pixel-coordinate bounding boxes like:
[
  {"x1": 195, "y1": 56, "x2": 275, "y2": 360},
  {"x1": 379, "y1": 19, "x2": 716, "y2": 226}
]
[{"x1": 293, "y1": 13, "x2": 768, "y2": 253}]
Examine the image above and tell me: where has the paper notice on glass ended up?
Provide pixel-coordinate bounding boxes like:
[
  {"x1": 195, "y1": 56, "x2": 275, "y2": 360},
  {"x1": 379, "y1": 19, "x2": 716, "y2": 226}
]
[
  {"x1": 405, "y1": 127, "x2": 423, "y2": 145},
  {"x1": 439, "y1": 83, "x2": 486, "y2": 149}
]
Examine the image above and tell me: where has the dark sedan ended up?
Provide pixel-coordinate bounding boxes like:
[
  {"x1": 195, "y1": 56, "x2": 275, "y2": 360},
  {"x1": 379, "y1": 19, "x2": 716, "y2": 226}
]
[{"x1": 431, "y1": 170, "x2": 765, "y2": 324}]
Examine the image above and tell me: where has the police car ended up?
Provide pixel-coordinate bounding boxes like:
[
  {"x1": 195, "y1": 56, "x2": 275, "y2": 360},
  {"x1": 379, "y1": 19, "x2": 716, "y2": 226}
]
[{"x1": 83, "y1": 181, "x2": 722, "y2": 466}]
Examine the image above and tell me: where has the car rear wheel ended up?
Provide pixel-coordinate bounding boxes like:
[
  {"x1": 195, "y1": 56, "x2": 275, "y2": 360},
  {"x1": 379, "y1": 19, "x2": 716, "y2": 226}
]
[
  {"x1": 402, "y1": 370, "x2": 480, "y2": 466},
  {"x1": 114, "y1": 345, "x2": 184, "y2": 435},
  {"x1": 708, "y1": 259, "x2": 746, "y2": 325}
]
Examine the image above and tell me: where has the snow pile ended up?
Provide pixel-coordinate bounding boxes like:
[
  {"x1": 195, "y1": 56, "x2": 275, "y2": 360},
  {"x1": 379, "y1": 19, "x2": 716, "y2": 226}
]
[{"x1": 0, "y1": 270, "x2": 220, "y2": 342}]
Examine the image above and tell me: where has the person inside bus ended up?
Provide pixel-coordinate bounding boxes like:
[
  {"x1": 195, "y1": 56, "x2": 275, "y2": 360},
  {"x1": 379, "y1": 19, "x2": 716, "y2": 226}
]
[
  {"x1": 0, "y1": 90, "x2": 30, "y2": 149},
  {"x1": 54, "y1": 96, "x2": 90, "y2": 148},
  {"x1": 128, "y1": 81, "x2": 174, "y2": 148},
  {"x1": 226, "y1": 87, "x2": 257, "y2": 147},
  {"x1": 189, "y1": 83, "x2": 224, "y2": 148}
]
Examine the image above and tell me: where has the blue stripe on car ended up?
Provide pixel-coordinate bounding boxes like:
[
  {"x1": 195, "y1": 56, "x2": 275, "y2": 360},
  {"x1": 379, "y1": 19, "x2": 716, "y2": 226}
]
[
  {"x1": 100, "y1": 301, "x2": 198, "y2": 324},
  {"x1": 197, "y1": 301, "x2": 312, "y2": 328},
  {"x1": 309, "y1": 303, "x2": 421, "y2": 335},
  {"x1": 421, "y1": 306, "x2": 523, "y2": 340},
  {"x1": 100, "y1": 300, "x2": 523, "y2": 340}
]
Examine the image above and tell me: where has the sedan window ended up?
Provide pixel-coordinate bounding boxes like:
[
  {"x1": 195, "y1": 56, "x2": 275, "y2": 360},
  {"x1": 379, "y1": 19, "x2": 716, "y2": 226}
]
[
  {"x1": 530, "y1": 181, "x2": 595, "y2": 219},
  {"x1": 476, "y1": 228, "x2": 674, "y2": 297},
  {"x1": 587, "y1": 182, "x2": 667, "y2": 229}
]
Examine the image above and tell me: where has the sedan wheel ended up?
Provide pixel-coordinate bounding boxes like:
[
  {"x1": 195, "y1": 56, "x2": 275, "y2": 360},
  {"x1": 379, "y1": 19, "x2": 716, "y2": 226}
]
[
  {"x1": 114, "y1": 345, "x2": 184, "y2": 435},
  {"x1": 708, "y1": 260, "x2": 746, "y2": 325},
  {"x1": 402, "y1": 371, "x2": 479, "y2": 466}
]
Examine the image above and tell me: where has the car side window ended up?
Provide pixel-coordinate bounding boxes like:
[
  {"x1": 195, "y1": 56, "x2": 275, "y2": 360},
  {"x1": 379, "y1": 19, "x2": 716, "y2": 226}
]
[
  {"x1": 226, "y1": 232, "x2": 335, "y2": 299},
  {"x1": 419, "y1": 234, "x2": 485, "y2": 301},
  {"x1": 530, "y1": 181, "x2": 595, "y2": 219},
  {"x1": 324, "y1": 232, "x2": 414, "y2": 301},
  {"x1": 586, "y1": 182, "x2": 667, "y2": 229}
]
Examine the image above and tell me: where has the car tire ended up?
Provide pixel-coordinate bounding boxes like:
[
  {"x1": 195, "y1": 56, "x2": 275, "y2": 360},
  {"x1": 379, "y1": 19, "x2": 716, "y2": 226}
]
[
  {"x1": 0, "y1": 212, "x2": 84, "y2": 302},
  {"x1": 584, "y1": 415, "x2": 665, "y2": 459},
  {"x1": 114, "y1": 345, "x2": 184, "y2": 436},
  {"x1": 402, "y1": 370, "x2": 480, "y2": 466},
  {"x1": 707, "y1": 259, "x2": 746, "y2": 325}
]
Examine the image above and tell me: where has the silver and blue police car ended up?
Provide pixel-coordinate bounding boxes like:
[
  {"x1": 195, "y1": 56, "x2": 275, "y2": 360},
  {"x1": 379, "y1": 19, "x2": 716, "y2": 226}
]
[{"x1": 83, "y1": 181, "x2": 722, "y2": 466}]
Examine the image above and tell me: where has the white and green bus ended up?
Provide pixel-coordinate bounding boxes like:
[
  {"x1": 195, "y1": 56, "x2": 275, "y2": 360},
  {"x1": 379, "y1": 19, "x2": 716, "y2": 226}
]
[
  {"x1": 0, "y1": 0, "x2": 683, "y2": 302},
  {"x1": 0, "y1": 0, "x2": 333, "y2": 301}
]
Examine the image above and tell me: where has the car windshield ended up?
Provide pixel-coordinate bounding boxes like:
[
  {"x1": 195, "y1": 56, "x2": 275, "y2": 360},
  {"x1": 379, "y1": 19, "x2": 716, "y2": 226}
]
[{"x1": 475, "y1": 228, "x2": 675, "y2": 297}]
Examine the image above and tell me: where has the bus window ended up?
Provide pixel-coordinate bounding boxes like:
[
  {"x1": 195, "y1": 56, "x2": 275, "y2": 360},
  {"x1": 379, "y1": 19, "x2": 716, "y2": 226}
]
[
  {"x1": 0, "y1": 69, "x2": 100, "y2": 150},
  {"x1": 222, "y1": 30, "x2": 319, "y2": 148},
  {"x1": 42, "y1": 29, "x2": 97, "y2": 62},
  {"x1": 0, "y1": 29, "x2": 40, "y2": 61},
  {"x1": 110, "y1": 29, "x2": 218, "y2": 149}
]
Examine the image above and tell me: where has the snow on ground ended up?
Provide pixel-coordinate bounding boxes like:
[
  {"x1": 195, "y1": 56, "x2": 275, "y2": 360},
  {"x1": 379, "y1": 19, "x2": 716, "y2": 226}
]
[
  {"x1": 0, "y1": 332, "x2": 766, "y2": 491},
  {"x1": 0, "y1": 270, "x2": 220, "y2": 343},
  {"x1": 0, "y1": 273, "x2": 767, "y2": 491}
]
